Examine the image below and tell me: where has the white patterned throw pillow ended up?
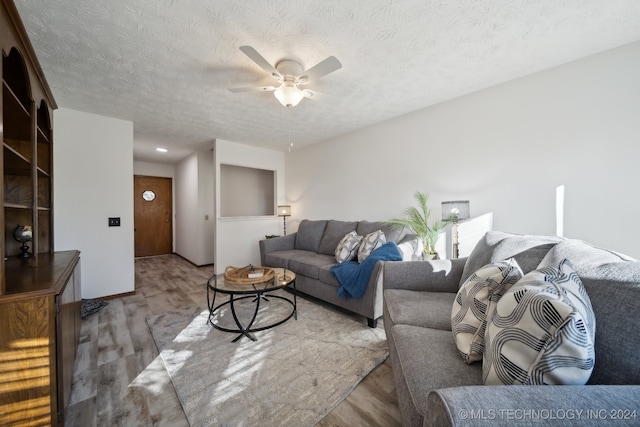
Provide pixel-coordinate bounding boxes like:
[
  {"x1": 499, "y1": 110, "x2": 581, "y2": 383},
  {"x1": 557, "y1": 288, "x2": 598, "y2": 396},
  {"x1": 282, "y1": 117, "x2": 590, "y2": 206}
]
[
  {"x1": 397, "y1": 239, "x2": 424, "y2": 261},
  {"x1": 334, "y1": 231, "x2": 363, "y2": 263},
  {"x1": 357, "y1": 230, "x2": 386, "y2": 263},
  {"x1": 483, "y1": 259, "x2": 596, "y2": 385},
  {"x1": 451, "y1": 259, "x2": 523, "y2": 364}
]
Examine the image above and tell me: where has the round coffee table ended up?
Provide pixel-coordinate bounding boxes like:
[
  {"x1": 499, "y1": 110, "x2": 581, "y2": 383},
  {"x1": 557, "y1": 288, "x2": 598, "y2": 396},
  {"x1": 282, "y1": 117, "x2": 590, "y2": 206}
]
[{"x1": 206, "y1": 268, "x2": 296, "y2": 342}]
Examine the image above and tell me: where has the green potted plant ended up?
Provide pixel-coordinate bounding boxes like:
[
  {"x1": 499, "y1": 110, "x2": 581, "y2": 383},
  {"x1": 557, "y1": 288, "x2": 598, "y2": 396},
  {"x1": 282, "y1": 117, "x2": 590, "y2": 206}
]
[{"x1": 386, "y1": 191, "x2": 444, "y2": 259}]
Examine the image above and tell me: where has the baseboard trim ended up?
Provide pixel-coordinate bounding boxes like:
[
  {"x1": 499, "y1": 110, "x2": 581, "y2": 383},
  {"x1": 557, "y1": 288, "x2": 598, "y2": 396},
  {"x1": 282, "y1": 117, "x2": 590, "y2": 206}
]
[
  {"x1": 174, "y1": 252, "x2": 215, "y2": 269},
  {"x1": 96, "y1": 290, "x2": 136, "y2": 300}
]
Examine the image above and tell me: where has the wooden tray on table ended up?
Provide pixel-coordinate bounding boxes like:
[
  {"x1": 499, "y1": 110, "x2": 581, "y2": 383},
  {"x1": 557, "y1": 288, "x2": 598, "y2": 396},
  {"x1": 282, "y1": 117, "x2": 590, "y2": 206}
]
[{"x1": 223, "y1": 265, "x2": 275, "y2": 284}]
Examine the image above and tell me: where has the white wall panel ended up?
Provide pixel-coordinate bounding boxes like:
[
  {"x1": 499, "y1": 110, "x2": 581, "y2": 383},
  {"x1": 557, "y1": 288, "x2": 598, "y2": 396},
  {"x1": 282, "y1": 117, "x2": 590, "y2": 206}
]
[{"x1": 54, "y1": 108, "x2": 135, "y2": 298}]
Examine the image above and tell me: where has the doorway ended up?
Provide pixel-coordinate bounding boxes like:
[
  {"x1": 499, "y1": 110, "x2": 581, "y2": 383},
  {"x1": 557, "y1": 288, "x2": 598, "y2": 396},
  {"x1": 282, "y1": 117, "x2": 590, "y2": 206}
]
[{"x1": 134, "y1": 175, "x2": 173, "y2": 257}]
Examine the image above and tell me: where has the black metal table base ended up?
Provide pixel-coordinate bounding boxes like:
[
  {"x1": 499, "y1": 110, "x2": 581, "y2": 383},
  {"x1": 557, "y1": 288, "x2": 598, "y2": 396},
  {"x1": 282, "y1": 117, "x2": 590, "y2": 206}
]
[{"x1": 207, "y1": 287, "x2": 297, "y2": 342}]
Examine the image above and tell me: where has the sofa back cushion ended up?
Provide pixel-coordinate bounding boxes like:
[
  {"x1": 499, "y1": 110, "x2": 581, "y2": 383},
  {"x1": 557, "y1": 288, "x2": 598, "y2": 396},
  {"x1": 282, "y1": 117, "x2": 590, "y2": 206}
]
[
  {"x1": 318, "y1": 220, "x2": 358, "y2": 255},
  {"x1": 460, "y1": 231, "x2": 562, "y2": 287},
  {"x1": 538, "y1": 239, "x2": 640, "y2": 385},
  {"x1": 294, "y1": 220, "x2": 328, "y2": 252},
  {"x1": 582, "y1": 268, "x2": 640, "y2": 385},
  {"x1": 356, "y1": 221, "x2": 405, "y2": 244}
]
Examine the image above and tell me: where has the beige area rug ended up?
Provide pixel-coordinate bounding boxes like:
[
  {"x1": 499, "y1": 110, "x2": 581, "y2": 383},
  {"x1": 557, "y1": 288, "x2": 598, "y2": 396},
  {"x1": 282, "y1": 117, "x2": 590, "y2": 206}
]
[{"x1": 146, "y1": 290, "x2": 388, "y2": 426}]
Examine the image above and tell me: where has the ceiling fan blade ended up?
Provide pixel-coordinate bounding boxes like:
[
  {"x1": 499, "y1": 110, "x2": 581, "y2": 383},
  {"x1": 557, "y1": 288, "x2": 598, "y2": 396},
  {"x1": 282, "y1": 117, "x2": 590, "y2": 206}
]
[
  {"x1": 302, "y1": 89, "x2": 326, "y2": 102},
  {"x1": 298, "y1": 56, "x2": 342, "y2": 82},
  {"x1": 239, "y1": 46, "x2": 282, "y2": 80},
  {"x1": 228, "y1": 85, "x2": 277, "y2": 93}
]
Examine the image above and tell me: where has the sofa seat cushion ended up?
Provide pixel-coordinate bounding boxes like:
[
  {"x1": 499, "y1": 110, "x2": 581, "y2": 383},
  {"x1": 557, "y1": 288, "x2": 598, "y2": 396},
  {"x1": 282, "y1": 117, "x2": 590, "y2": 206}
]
[
  {"x1": 392, "y1": 324, "x2": 483, "y2": 420},
  {"x1": 264, "y1": 249, "x2": 315, "y2": 269},
  {"x1": 318, "y1": 265, "x2": 340, "y2": 287},
  {"x1": 384, "y1": 289, "x2": 455, "y2": 331},
  {"x1": 288, "y1": 253, "x2": 336, "y2": 280}
]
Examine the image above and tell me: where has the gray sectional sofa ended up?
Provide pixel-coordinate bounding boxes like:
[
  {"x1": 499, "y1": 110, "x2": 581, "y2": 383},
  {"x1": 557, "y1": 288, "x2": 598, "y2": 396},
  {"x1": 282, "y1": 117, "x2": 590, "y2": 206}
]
[
  {"x1": 382, "y1": 231, "x2": 640, "y2": 426},
  {"x1": 259, "y1": 219, "x2": 414, "y2": 327}
]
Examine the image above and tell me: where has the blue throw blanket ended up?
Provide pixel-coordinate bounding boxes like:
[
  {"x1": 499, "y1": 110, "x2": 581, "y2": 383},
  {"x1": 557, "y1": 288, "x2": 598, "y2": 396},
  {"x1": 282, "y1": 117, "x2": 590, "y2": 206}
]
[{"x1": 331, "y1": 241, "x2": 402, "y2": 299}]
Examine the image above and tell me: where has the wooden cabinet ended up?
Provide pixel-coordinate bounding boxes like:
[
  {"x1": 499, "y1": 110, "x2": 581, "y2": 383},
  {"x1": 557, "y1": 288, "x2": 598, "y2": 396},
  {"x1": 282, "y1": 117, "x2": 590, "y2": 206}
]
[
  {"x1": 1, "y1": 2, "x2": 81, "y2": 425},
  {"x1": 1, "y1": 0, "x2": 56, "y2": 279},
  {"x1": 0, "y1": 251, "x2": 81, "y2": 426}
]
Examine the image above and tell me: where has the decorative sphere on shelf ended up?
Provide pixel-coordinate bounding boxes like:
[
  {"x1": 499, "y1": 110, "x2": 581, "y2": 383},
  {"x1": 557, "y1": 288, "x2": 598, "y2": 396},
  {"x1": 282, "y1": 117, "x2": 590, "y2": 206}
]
[
  {"x1": 13, "y1": 224, "x2": 32, "y2": 242},
  {"x1": 13, "y1": 225, "x2": 33, "y2": 258}
]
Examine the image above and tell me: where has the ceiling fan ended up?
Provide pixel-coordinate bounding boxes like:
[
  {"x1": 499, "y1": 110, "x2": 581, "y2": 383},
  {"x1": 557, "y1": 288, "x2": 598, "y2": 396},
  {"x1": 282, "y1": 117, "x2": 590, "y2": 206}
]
[{"x1": 229, "y1": 45, "x2": 342, "y2": 108}]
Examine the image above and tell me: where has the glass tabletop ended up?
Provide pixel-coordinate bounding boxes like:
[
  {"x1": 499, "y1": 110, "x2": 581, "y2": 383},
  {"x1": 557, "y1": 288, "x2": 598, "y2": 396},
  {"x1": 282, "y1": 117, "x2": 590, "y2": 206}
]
[{"x1": 208, "y1": 267, "x2": 296, "y2": 294}]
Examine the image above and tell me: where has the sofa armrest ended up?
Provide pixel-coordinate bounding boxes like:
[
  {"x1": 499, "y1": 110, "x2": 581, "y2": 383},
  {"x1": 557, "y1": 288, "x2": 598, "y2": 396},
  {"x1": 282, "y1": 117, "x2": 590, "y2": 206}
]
[
  {"x1": 427, "y1": 385, "x2": 640, "y2": 427},
  {"x1": 382, "y1": 257, "x2": 467, "y2": 293},
  {"x1": 259, "y1": 233, "x2": 297, "y2": 265}
]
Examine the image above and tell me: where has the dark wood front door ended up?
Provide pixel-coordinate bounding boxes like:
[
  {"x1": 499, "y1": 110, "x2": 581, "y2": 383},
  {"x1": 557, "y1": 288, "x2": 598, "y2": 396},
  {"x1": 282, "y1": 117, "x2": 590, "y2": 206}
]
[{"x1": 134, "y1": 176, "x2": 172, "y2": 257}]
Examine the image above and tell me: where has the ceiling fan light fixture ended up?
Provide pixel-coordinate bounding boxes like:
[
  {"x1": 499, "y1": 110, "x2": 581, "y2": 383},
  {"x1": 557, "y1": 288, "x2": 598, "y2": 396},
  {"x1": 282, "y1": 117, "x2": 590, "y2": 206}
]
[{"x1": 274, "y1": 83, "x2": 304, "y2": 108}]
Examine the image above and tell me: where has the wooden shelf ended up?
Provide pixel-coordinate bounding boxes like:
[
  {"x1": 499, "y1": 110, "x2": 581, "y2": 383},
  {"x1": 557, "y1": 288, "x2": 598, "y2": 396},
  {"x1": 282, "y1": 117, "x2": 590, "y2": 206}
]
[
  {"x1": 4, "y1": 174, "x2": 32, "y2": 206},
  {"x1": 4, "y1": 202, "x2": 31, "y2": 209},
  {"x1": 37, "y1": 129, "x2": 51, "y2": 174},
  {"x1": 2, "y1": 78, "x2": 30, "y2": 115},
  {"x1": 2, "y1": 80, "x2": 31, "y2": 142},
  {"x1": 37, "y1": 126, "x2": 50, "y2": 143},
  {"x1": 4, "y1": 140, "x2": 32, "y2": 165}
]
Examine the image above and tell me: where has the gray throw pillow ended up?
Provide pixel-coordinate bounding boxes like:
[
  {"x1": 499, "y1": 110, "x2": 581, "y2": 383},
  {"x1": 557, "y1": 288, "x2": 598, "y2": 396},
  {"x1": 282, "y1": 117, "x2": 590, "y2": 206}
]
[{"x1": 334, "y1": 231, "x2": 363, "y2": 263}]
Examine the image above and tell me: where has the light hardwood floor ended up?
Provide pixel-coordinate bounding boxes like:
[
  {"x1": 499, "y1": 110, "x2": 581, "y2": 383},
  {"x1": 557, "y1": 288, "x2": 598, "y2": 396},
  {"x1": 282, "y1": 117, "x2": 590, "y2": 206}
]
[{"x1": 65, "y1": 254, "x2": 401, "y2": 426}]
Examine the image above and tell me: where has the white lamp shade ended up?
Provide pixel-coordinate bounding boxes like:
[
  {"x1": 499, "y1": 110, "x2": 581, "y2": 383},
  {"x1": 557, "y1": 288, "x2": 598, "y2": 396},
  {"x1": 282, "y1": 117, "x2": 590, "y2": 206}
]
[
  {"x1": 277, "y1": 205, "x2": 291, "y2": 217},
  {"x1": 442, "y1": 200, "x2": 470, "y2": 222},
  {"x1": 274, "y1": 83, "x2": 304, "y2": 108}
]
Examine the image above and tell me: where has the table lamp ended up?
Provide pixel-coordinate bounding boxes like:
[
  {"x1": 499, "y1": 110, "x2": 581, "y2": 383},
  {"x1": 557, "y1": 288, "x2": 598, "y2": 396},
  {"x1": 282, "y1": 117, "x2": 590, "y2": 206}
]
[
  {"x1": 277, "y1": 205, "x2": 291, "y2": 235},
  {"x1": 441, "y1": 200, "x2": 470, "y2": 259}
]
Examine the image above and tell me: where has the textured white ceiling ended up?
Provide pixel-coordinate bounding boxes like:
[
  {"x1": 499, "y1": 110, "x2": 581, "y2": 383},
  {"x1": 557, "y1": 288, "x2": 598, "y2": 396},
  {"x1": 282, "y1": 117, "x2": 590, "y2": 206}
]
[{"x1": 13, "y1": 0, "x2": 640, "y2": 163}]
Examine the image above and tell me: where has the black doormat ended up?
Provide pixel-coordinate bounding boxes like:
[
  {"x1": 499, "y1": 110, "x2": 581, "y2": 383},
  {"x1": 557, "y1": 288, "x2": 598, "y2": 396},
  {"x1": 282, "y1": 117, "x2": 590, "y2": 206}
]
[{"x1": 81, "y1": 298, "x2": 108, "y2": 319}]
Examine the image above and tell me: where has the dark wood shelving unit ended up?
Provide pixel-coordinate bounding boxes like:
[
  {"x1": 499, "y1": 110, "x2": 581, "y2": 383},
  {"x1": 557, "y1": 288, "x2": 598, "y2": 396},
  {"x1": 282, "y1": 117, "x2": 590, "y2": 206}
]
[{"x1": 1, "y1": 1, "x2": 81, "y2": 425}]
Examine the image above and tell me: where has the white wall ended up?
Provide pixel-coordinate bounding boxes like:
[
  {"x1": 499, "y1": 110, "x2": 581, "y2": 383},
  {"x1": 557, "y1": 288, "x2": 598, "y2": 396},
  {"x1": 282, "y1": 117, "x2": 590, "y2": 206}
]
[
  {"x1": 215, "y1": 139, "x2": 285, "y2": 270},
  {"x1": 174, "y1": 151, "x2": 215, "y2": 265},
  {"x1": 133, "y1": 161, "x2": 176, "y2": 252},
  {"x1": 134, "y1": 161, "x2": 175, "y2": 179},
  {"x1": 198, "y1": 151, "x2": 215, "y2": 264},
  {"x1": 54, "y1": 108, "x2": 135, "y2": 298},
  {"x1": 286, "y1": 41, "x2": 640, "y2": 259}
]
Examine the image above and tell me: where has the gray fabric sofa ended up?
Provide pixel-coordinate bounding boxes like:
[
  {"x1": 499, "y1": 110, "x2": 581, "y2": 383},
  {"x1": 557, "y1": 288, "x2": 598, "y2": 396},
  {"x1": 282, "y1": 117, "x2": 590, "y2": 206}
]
[
  {"x1": 260, "y1": 219, "x2": 414, "y2": 327},
  {"x1": 382, "y1": 230, "x2": 640, "y2": 426}
]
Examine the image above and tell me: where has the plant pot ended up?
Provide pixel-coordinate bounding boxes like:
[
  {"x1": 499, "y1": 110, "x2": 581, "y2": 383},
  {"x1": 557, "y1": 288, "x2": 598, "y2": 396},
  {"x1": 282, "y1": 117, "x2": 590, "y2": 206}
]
[{"x1": 423, "y1": 252, "x2": 439, "y2": 261}]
